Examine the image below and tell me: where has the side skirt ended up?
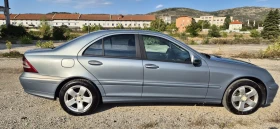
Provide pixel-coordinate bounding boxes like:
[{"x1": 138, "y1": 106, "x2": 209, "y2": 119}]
[{"x1": 102, "y1": 97, "x2": 221, "y2": 104}]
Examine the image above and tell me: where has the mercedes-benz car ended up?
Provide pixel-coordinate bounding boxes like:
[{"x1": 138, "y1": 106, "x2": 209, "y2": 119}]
[{"x1": 19, "y1": 30, "x2": 278, "y2": 116}]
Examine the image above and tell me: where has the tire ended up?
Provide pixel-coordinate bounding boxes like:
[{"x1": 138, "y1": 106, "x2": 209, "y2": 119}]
[
  {"x1": 59, "y1": 79, "x2": 100, "y2": 116},
  {"x1": 222, "y1": 79, "x2": 263, "y2": 115}
]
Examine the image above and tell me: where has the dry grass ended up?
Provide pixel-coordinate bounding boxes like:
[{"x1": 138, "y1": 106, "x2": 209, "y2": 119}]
[
  {"x1": 267, "y1": 112, "x2": 280, "y2": 123},
  {"x1": 212, "y1": 46, "x2": 224, "y2": 56},
  {"x1": 189, "y1": 115, "x2": 237, "y2": 129},
  {"x1": 139, "y1": 121, "x2": 159, "y2": 129},
  {"x1": 231, "y1": 39, "x2": 280, "y2": 59}
]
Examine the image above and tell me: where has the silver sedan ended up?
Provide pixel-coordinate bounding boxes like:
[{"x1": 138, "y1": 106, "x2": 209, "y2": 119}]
[{"x1": 19, "y1": 30, "x2": 278, "y2": 116}]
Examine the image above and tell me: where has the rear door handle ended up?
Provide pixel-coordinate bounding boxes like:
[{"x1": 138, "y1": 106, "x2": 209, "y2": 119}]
[
  {"x1": 88, "y1": 60, "x2": 103, "y2": 66},
  {"x1": 145, "y1": 64, "x2": 159, "y2": 69}
]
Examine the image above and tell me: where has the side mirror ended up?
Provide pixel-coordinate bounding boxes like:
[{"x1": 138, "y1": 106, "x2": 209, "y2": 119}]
[{"x1": 191, "y1": 55, "x2": 202, "y2": 67}]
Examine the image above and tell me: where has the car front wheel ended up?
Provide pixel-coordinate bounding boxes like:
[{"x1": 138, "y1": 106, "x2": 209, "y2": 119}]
[
  {"x1": 59, "y1": 79, "x2": 100, "y2": 116},
  {"x1": 222, "y1": 79, "x2": 263, "y2": 115}
]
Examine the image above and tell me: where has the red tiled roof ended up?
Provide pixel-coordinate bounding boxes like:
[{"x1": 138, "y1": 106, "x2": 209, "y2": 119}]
[
  {"x1": 230, "y1": 20, "x2": 242, "y2": 24},
  {"x1": 0, "y1": 14, "x2": 18, "y2": 20},
  {"x1": 80, "y1": 14, "x2": 110, "y2": 20},
  {"x1": 52, "y1": 14, "x2": 80, "y2": 20},
  {"x1": 15, "y1": 14, "x2": 54, "y2": 20},
  {"x1": 0, "y1": 14, "x2": 156, "y2": 21},
  {"x1": 111, "y1": 15, "x2": 156, "y2": 21},
  {"x1": 0, "y1": 14, "x2": 5, "y2": 20}
]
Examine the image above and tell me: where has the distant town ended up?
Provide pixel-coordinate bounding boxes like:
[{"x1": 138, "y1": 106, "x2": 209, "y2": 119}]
[{"x1": 0, "y1": 13, "x2": 259, "y2": 32}]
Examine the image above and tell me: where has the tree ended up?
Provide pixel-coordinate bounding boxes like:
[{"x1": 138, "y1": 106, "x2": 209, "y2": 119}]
[
  {"x1": 208, "y1": 25, "x2": 221, "y2": 37},
  {"x1": 82, "y1": 24, "x2": 104, "y2": 32},
  {"x1": 39, "y1": 20, "x2": 51, "y2": 40},
  {"x1": 186, "y1": 19, "x2": 199, "y2": 37},
  {"x1": 150, "y1": 18, "x2": 166, "y2": 32},
  {"x1": 223, "y1": 15, "x2": 231, "y2": 30},
  {"x1": 197, "y1": 20, "x2": 211, "y2": 30},
  {"x1": 166, "y1": 22, "x2": 178, "y2": 33},
  {"x1": 250, "y1": 30, "x2": 261, "y2": 38},
  {"x1": 115, "y1": 24, "x2": 124, "y2": 29},
  {"x1": 53, "y1": 25, "x2": 72, "y2": 40},
  {"x1": 262, "y1": 9, "x2": 280, "y2": 39}
]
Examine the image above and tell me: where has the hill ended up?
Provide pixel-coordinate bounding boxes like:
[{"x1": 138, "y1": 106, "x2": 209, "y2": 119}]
[{"x1": 148, "y1": 6, "x2": 280, "y2": 22}]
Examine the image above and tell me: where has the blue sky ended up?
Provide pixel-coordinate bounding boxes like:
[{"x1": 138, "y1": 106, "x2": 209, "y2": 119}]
[{"x1": 2, "y1": 0, "x2": 280, "y2": 14}]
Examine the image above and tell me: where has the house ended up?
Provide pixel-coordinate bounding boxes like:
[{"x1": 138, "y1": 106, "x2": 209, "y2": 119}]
[
  {"x1": 0, "y1": 13, "x2": 156, "y2": 30},
  {"x1": 176, "y1": 16, "x2": 192, "y2": 33},
  {"x1": 194, "y1": 16, "x2": 233, "y2": 27},
  {"x1": 158, "y1": 16, "x2": 172, "y2": 24},
  {"x1": 229, "y1": 20, "x2": 243, "y2": 30}
]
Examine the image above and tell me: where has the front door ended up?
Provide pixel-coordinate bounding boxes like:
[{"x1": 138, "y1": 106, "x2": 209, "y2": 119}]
[
  {"x1": 140, "y1": 35, "x2": 209, "y2": 99},
  {"x1": 78, "y1": 34, "x2": 143, "y2": 97}
]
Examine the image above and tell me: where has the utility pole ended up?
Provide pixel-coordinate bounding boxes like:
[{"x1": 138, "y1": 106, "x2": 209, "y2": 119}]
[{"x1": 4, "y1": 0, "x2": 10, "y2": 26}]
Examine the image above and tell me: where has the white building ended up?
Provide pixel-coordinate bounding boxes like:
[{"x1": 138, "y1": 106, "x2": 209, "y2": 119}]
[
  {"x1": 194, "y1": 16, "x2": 233, "y2": 26},
  {"x1": 0, "y1": 13, "x2": 156, "y2": 29},
  {"x1": 229, "y1": 20, "x2": 243, "y2": 31},
  {"x1": 159, "y1": 16, "x2": 172, "y2": 24}
]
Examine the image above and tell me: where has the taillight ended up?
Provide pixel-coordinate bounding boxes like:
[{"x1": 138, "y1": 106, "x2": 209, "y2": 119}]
[{"x1": 22, "y1": 56, "x2": 38, "y2": 73}]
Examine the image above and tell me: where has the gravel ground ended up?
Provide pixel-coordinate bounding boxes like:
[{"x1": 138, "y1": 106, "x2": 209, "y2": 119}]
[{"x1": 0, "y1": 44, "x2": 279, "y2": 129}]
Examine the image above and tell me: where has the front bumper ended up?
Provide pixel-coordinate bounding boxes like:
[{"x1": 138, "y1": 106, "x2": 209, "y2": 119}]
[
  {"x1": 265, "y1": 82, "x2": 279, "y2": 106},
  {"x1": 19, "y1": 72, "x2": 63, "y2": 99}
]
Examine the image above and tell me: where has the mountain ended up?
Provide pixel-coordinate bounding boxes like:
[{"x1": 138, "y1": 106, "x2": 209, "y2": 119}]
[{"x1": 148, "y1": 6, "x2": 280, "y2": 22}]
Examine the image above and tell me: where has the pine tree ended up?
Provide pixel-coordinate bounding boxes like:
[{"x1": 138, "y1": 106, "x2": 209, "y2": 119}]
[
  {"x1": 223, "y1": 15, "x2": 231, "y2": 30},
  {"x1": 262, "y1": 10, "x2": 280, "y2": 39},
  {"x1": 186, "y1": 19, "x2": 199, "y2": 37}
]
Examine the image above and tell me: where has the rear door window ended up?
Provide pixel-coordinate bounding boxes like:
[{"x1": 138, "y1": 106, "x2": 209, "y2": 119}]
[
  {"x1": 83, "y1": 34, "x2": 137, "y2": 58},
  {"x1": 104, "y1": 34, "x2": 136, "y2": 58}
]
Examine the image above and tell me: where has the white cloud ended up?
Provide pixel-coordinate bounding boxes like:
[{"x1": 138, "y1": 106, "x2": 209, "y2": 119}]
[
  {"x1": 155, "y1": 4, "x2": 163, "y2": 9},
  {"x1": 37, "y1": 0, "x2": 112, "y2": 9}
]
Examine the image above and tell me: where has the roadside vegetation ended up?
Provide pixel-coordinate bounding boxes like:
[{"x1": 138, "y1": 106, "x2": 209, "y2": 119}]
[{"x1": 233, "y1": 37, "x2": 280, "y2": 59}]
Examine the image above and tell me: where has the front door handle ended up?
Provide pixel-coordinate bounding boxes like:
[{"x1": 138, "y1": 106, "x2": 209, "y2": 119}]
[
  {"x1": 88, "y1": 60, "x2": 103, "y2": 66},
  {"x1": 145, "y1": 64, "x2": 159, "y2": 69}
]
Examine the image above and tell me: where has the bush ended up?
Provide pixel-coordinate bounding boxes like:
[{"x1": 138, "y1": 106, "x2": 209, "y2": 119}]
[
  {"x1": 67, "y1": 33, "x2": 81, "y2": 40},
  {"x1": 53, "y1": 26, "x2": 65, "y2": 40},
  {"x1": 221, "y1": 32, "x2": 228, "y2": 38},
  {"x1": 36, "y1": 41, "x2": 54, "y2": 48},
  {"x1": 6, "y1": 40, "x2": 12, "y2": 51},
  {"x1": 202, "y1": 37, "x2": 210, "y2": 44},
  {"x1": 188, "y1": 40, "x2": 198, "y2": 45},
  {"x1": 234, "y1": 34, "x2": 244, "y2": 40},
  {"x1": 208, "y1": 25, "x2": 221, "y2": 37},
  {"x1": 179, "y1": 33, "x2": 188, "y2": 41},
  {"x1": 1, "y1": 50, "x2": 22, "y2": 58},
  {"x1": 0, "y1": 25, "x2": 27, "y2": 38},
  {"x1": 262, "y1": 39, "x2": 280, "y2": 58},
  {"x1": 28, "y1": 31, "x2": 41, "y2": 40},
  {"x1": 20, "y1": 36, "x2": 33, "y2": 44},
  {"x1": 250, "y1": 30, "x2": 261, "y2": 38},
  {"x1": 209, "y1": 38, "x2": 261, "y2": 44}
]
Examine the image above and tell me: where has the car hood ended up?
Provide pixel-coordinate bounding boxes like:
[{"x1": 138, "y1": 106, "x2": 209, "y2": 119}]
[{"x1": 209, "y1": 55, "x2": 258, "y2": 67}]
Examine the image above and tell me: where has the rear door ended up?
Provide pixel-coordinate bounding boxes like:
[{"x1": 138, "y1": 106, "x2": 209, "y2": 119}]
[
  {"x1": 140, "y1": 35, "x2": 209, "y2": 99},
  {"x1": 78, "y1": 34, "x2": 143, "y2": 97}
]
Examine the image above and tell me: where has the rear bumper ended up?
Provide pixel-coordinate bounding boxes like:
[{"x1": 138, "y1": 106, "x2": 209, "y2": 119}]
[
  {"x1": 19, "y1": 72, "x2": 63, "y2": 99},
  {"x1": 265, "y1": 82, "x2": 279, "y2": 106}
]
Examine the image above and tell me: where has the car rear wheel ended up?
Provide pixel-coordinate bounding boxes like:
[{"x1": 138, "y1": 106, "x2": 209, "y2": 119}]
[
  {"x1": 222, "y1": 79, "x2": 263, "y2": 115},
  {"x1": 59, "y1": 79, "x2": 100, "y2": 116}
]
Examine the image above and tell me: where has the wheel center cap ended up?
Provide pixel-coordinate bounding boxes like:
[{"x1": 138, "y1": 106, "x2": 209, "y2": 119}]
[
  {"x1": 241, "y1": 96, "x2": 247, "y2": 101},
  {"x1": 77, "y1": 96, "x2": 82, "y2": 101}
]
